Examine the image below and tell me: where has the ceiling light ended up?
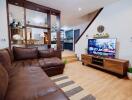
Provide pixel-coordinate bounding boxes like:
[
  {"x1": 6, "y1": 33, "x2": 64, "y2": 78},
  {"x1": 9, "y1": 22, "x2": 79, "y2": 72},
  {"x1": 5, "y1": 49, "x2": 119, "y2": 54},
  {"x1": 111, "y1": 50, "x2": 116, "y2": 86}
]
[{"x1": 78, "y1": 7, "x2": 82, "y2": 11}]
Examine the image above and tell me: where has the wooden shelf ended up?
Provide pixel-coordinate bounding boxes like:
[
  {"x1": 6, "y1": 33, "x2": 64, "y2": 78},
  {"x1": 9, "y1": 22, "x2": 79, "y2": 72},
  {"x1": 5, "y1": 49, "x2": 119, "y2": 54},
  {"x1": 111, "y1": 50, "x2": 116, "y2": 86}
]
[
  {"x1": 26, "y1": 24, "x2": 50, "y2": 29},
  {"x1": 7, "y1": 0, "x2": 61, "y2": 50}
]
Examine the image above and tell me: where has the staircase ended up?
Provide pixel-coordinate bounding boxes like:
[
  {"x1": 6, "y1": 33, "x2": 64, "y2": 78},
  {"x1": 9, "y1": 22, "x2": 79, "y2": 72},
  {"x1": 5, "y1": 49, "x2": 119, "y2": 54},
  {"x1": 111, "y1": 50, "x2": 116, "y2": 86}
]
[
  {"x1": 75, "y1": 8, "x2": 103, "y2": 44},
  {"x1": 62, "y1": 50, "x2": 78, "y2": 63}
]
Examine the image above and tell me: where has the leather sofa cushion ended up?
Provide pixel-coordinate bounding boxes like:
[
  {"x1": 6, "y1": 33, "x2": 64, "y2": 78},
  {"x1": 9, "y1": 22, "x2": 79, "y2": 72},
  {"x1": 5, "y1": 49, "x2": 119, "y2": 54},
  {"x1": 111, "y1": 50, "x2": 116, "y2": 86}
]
[
  {"x1": 38, "y1": 48, "x2": 55, "y2": 58},
  {"x1": 13, "y1": 47, "x2": 38, "y2": 60},
  {"x1": 0, "y1": 64, "x2": 9, "y2": 100},
  {"x1": 39, "y1": 57, "x2": 64, "y2": 69},
  {"x1": 5, "y1": 67, "x2": 63, "y2": 100},
  {"x1": 12, "y1": 57, "x2": 64, "y2": 69},
  {"x1": 12, "y1": 59, "x2": 40, "y2": 68},
  {"x1": 0, "y1": 49, "x2": 12, "y2": 73}
]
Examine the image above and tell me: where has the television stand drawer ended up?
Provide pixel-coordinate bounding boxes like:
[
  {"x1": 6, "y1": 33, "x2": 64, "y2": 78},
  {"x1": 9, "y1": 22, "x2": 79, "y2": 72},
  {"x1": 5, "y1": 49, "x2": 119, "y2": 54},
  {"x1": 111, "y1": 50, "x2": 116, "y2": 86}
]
[
  {"x1": 104, "y1": 59, "x2": 129, "y2": 75},
  {"x1": 104, "y1": 61, "x2": 123, "y2": 74}
]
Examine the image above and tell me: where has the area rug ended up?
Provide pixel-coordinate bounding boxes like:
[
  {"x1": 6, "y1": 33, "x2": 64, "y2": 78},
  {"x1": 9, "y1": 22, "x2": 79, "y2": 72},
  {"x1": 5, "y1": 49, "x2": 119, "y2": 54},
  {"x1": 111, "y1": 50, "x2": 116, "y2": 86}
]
[{"x1": 51, "y1": 74, "x2": 96, "y2": 100}]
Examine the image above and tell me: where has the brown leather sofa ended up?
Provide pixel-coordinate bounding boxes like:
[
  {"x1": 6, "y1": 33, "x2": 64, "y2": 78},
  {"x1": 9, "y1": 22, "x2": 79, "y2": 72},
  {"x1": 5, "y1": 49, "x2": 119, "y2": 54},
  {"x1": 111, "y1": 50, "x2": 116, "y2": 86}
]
[
  {"x1": 12, "y1": 47, "x2": 65, "y2": 76},
  {"x1": 0, "y1": 47, "x2": 69, "y2": 100}
]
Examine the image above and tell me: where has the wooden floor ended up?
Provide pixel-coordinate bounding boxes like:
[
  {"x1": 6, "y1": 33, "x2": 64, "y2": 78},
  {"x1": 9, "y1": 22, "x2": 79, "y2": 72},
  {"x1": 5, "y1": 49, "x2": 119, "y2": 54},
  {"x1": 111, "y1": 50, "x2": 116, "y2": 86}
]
[{"x1": 64, "y1": 61, "x2": 132, "y2": 100}]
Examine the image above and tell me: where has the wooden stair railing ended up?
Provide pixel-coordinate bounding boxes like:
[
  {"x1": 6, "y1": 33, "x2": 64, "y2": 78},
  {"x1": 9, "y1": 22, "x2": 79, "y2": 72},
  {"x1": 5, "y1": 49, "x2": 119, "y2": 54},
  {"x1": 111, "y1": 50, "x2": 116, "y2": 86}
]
[{"x1": 75, "y1": 8, "x2": 103, "y2": 44}]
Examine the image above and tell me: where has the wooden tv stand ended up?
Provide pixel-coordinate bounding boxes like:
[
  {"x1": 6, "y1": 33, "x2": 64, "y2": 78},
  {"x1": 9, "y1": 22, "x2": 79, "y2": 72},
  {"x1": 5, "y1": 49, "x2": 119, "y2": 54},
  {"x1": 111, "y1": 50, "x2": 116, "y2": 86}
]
[{"x1": 81, "y1": 54, "x2": 129, "y2": 77}]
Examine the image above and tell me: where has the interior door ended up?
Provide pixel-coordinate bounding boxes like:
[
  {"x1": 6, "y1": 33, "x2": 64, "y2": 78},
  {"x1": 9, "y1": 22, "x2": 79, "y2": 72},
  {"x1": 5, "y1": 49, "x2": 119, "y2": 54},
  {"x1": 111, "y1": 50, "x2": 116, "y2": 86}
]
[
  {"x1": 74, "y1": 29, "x2": 80, "y2": 43},
  {"x1": 64, "y1": 30, "x2": 73, "y2": 51},
  {"x1": 74, "y1": 29, "x2": 80, "y2": 51}
]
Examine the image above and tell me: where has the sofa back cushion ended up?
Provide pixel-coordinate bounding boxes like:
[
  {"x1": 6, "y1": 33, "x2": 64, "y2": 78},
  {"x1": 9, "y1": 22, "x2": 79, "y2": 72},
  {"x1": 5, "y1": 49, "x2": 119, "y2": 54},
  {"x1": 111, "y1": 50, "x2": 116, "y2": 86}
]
[
  {"x1": 0, "y1": 64, "x2": 9, "y2": 100},
  {"x1": 38, "y1": 48, "x2": 55, "y2": 58},
  {"x1": 13, "y1": 47, "x2": 38, "y2": 60},
  {"x1": 0, "y1": 49, "x2": 12, "y2": 73}
]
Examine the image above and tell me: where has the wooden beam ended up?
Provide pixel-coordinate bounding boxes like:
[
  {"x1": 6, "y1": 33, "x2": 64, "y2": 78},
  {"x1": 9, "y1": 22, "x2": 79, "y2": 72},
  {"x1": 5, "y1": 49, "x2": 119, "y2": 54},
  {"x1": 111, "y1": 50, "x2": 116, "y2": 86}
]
[
  {"x1": 6, "y1": 0, "x2": 11, "y2": 48},
  {"x1": 47, "y1": 12, "x2": 51, "y2": 45},
  {"x1": 56, "y1": 14, "x2": 61, "y2": 50},
  {"x1": 26, "y1": 24, "x2": 50, "y2": 30},
  {"x1": 24, "y1": 1, "x2": 27, "y2": 47},
  {"x1": 7, "y1": 0, "x2": 61, "y2": 48}
]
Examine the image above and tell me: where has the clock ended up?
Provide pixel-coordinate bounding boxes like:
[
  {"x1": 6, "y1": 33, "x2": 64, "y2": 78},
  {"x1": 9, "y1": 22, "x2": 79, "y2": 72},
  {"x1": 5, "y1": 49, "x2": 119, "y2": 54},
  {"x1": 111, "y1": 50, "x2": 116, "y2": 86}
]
[{"x1": 97, "y1": 25, "x2": 105, "y2": 33}]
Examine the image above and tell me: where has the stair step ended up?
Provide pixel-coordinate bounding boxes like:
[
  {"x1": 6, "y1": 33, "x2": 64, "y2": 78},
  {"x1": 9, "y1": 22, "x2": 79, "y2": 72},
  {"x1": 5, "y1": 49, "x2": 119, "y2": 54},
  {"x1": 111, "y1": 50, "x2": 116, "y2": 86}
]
[
  {"x1": 62, "y1": 57, "x2": 78, "y2": 63},
  {"x1": 62, "y1": 50, "x2": 78, "y2": 63},
  {"x1": 62, "y1": 55, "x2": 77, "y2": 59}
]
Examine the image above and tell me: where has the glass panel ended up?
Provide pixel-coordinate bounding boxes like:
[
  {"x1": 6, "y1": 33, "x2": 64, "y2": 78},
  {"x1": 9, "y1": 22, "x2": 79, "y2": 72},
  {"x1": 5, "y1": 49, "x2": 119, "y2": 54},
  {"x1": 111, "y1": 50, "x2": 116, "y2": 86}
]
[
  {"x1": 9, "y1": 4, "x2": 25, "y2": 47},
  {"x1": 26, "y1": 27, "x2": 48, "y2": 45},
  {"x1": 51, "y1": 15, "x2": 57, "y2": 49},
  {"x1": 9, "y1": 4, "x2": 24, "y2": 26},
  {"x1": 26, "y1": 9, "x2": 48, "y2": 27},
  {"x1": 51, "y1": 15, "x2": 62, "y2": 50}
]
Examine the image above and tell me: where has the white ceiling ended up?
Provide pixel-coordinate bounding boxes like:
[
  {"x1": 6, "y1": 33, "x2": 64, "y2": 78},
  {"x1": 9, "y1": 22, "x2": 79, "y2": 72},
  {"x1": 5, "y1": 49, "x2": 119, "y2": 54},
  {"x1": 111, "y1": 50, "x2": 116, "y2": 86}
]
[{"x1": 29, "y1": 0, "x2": 119, "y2": 26}]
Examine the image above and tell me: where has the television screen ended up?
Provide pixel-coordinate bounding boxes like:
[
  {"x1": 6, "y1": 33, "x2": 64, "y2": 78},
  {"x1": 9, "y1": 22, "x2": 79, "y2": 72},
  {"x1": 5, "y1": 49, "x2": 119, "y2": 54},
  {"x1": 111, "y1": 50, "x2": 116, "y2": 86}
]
[{"x1": 88, "y1": 38, "x2": 116, "y2": 58}]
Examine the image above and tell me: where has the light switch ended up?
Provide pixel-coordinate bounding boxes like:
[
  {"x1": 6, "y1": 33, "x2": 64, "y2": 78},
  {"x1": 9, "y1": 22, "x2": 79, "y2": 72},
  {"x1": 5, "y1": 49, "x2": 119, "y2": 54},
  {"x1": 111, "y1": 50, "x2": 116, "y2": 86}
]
[
  {"x1": 0, "y1": 38, "x2": 6, "y2": 42},
  {"x1": 130, "y1": 37, "x2": 132, "y2": 42},
  {"x1": 86, "y1": 35, "x2": 88, "y2": 37}
]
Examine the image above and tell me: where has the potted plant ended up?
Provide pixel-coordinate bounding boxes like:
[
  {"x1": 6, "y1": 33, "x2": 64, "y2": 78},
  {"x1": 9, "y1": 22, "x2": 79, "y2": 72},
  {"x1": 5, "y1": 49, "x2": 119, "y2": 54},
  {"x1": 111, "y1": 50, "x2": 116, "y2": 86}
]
[
  {"x1": 63, "y1": 59, "x2": 68, "y2": 65},
  {"x1": 128, "y1": 67, "x2": 132, "y2": 79},
  {"x1": 84, "y1": 48, "x2": 88, "y2": 54}
]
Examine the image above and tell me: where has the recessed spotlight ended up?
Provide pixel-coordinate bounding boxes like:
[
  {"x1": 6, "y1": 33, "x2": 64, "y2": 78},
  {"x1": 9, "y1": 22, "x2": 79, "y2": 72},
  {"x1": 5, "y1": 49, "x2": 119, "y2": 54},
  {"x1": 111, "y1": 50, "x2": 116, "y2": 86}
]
[{"x1": 78, "y1": 7, "x2": 82, "y2": 11}]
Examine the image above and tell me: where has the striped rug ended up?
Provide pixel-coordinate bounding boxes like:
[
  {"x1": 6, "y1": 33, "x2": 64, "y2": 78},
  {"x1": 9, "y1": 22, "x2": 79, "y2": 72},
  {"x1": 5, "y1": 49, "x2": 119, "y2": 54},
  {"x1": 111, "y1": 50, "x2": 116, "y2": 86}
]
[{"x1": 51, "y1": 74, "x2": 96, "y2": 100}]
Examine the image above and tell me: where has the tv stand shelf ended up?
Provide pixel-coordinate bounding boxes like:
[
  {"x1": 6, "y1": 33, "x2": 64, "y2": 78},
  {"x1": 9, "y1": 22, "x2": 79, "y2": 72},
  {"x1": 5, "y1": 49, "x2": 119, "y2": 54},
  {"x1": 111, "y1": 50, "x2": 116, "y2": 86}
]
[
  {"x1": 81, "y1": 54, "x2": 129, "y2": 77},
  {"x1": 92, "y1": 57, "x2": 104, "y2": 66}
]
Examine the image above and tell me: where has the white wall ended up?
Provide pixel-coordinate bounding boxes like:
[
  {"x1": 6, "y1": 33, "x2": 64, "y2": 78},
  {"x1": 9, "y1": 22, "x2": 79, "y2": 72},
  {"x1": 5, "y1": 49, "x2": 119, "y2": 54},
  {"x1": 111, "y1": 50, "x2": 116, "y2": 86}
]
[
  {"x1": 0, "y1": 0, "x2": 9, "y2": 49},
  {"x1": 75, "y1": 0, "x2": 132, "y2": 66},
  {"x1": 70, "y1": 10, "x2": 98, "y2": 35}
]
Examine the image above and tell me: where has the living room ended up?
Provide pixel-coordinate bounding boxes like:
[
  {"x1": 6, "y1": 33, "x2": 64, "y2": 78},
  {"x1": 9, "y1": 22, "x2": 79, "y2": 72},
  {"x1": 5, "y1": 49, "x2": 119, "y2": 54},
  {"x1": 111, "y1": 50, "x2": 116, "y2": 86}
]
[{"x1": 0, "y1": 0, "x2": 132, "y2": 100}]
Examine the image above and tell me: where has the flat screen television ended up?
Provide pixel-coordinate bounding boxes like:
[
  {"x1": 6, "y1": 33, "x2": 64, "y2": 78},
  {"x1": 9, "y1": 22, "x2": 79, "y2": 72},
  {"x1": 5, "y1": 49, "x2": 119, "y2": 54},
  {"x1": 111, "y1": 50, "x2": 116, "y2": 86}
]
[{"x1": 88, "y1": 38, "x2": 116, "y2": 58}]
